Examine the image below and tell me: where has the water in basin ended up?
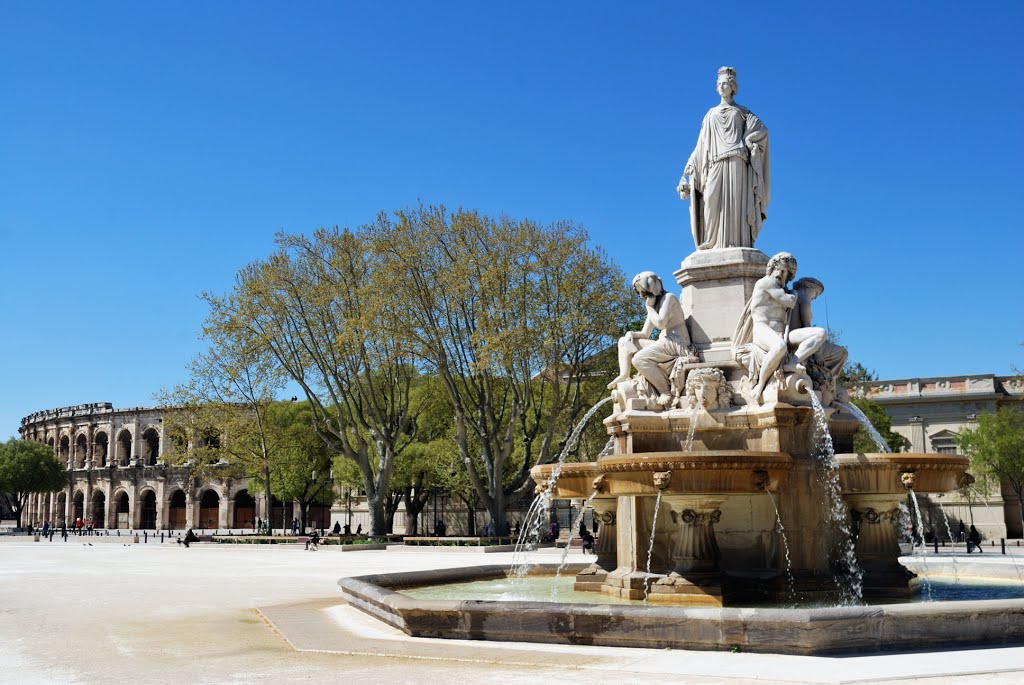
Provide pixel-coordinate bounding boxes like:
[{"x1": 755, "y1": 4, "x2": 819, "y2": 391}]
[{"x1": 400, "y1": 575, "x2": 1024, "y2": 606}]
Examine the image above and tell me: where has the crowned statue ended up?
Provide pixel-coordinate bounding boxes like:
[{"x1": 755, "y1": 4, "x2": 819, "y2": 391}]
[{"x1": 677, "y1": 67, "x2": 770, "y2": 250}]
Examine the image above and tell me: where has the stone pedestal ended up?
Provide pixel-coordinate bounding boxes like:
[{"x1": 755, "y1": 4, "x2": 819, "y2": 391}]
[
  {"x1": 648, "y1": 495, "x2": 725, "y2": 605},
  {"x1": 575, "y1": 498, "x2": 618, "y2": 591},
  {"x1": 603, "y1": 495, "x2": 673, "y2": 600},
  {"x1": 673, "y1": 248, "x2": 768, "y2": 363},
  {"x1": 846, "y1": 494, "x2": 919, "y2": 599}
]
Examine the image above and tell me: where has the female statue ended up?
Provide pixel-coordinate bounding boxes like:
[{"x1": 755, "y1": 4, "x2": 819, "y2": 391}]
[{"x1": 677, "y1": 67, "x2": 770, "y2": 250}]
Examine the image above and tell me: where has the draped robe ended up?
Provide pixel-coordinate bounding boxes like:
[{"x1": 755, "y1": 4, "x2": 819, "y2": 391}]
[{"x1": 685, "y1": 103, "x2": 770, "y2": 250}]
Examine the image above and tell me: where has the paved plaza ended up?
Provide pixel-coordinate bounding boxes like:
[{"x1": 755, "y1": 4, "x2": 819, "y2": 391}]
[{"x1": 2, "y1": 537, "x2": 1024, "y2": 684}]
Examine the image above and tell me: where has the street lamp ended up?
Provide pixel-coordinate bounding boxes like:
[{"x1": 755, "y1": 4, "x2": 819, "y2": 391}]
[{"x1": 311, "y1": 469, "x2": 333, "y2": 533}]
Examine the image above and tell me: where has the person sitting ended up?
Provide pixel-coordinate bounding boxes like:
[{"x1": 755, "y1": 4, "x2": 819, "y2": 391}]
[
  {"x1": 305, "y1": 531, "x2": 320, "y2": 551},
  {"x1": 182, "y1": 529, "x2": 199, "y2": 548}
]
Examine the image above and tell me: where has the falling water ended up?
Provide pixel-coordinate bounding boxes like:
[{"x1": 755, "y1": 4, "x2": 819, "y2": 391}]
[
  {"x1": 552, "y1": 492, "x2": 599, "y2": 596},
  {"x1": 642, "y1": 490, "x2": 664, "y2": 605},
  {"x1": 936, "y1": 501, "x2": 961, "y2": 585},
  {"x1": 765, "y1": 490, "x2": 796, "y2": 604},
  {"x1": 907, "y1": 490, "x2": 933, "y2": 600},
  {"x1": 683, "y1": 403, "x2": 699, "y2": 452},
  {"x1": 835, "y1": 401, "x2": 891, "y2": 453},
  {"x1": 897, "y1": 501, "x2": 913, "y2": 543},
  {"x1": 510, "y1": 396, "x2": 614, "y2": 578},
  {"x1": 808, "y1": 392, "x2": 864, "y2": 604}
]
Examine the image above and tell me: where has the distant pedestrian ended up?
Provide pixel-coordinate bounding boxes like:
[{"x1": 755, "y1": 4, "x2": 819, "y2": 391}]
[
  {"x1": 968, "y1": 525, "x2": 983, "y2": 553},
  {"x1": 182, "y1": 529, "x2": 199, "y2": 548},
  {"x1": 343, "y1": 523, "x2": 351, "y2": 536},
  {"x1": 356, "y1": 524, "x2": 362, "y2": 535}
]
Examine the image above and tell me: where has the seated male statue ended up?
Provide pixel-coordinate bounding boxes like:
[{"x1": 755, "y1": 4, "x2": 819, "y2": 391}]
[
  {"x1": 733, "y1": 252, "x2": 826, "y2": 403},
  {"x1": 608, "y1": 271, "x2": 694, "y2": 409}
]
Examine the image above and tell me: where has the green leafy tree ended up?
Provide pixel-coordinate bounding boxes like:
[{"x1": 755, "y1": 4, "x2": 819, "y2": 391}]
[
  {"x1": 157, "y1": 340, "x2": 288, "y2": 533},
  {"x1": 958, "y1": 407, "x2": 1024, "y2": 537},
  {"x1": 374, "y1": 205, "x2": 632, "y2": 530},
  {"x1": 260, "y1": 401, "x2": 335, "y2": 532},
  {"x1": 0, "y1": 439, "x2": 67, "y2": 527},
  {"x1": 203, "y1": 228, "x2": 420, "y2": 534}
]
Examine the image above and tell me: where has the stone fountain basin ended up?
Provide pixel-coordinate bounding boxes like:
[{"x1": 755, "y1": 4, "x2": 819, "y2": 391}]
[
  {"x1": 532, "y1": 451, "x2": 791, "y2": 498},
  {"x1": 836, "y1": 453, "x2": 969, "y2": 494},
  {"x1": 337, "y1": 564, "x2": 1024, "y2": 655},
  {"x1": 529, "y1": 463, "x2": 604, "y2": 499}
]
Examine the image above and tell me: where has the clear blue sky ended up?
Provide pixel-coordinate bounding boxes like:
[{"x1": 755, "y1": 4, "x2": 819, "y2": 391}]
[{"x1": 2, "y1": 2, "x2": 1022, "y2": 439}]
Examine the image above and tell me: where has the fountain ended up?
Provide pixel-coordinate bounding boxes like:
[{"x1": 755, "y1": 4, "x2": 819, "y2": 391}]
[{"x1": 336, "y1": 67, "x2": 1019, "y2": 655}]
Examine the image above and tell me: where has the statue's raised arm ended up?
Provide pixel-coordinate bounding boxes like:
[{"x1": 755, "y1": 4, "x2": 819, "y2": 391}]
[{"x1": 679, "y1": 66, "x2": 770, "y2": 250}]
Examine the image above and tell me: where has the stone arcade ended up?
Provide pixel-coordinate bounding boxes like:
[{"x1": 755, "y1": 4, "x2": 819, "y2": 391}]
[{"x1": 18, "y1": 403, "x2": 279, "y2": 531}]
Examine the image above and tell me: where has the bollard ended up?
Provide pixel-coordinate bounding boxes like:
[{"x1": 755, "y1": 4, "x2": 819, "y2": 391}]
[
  {"x1": 934, "y1": 539, "x2": 939, "y2": 554},
  {"x1": 144, "y1": 531, "x2": 148, "y2": 543},
  {"x1": 161, "y1": 532, "x2": 165, "y2": 543},
  {"x1": 1002, "y1": 538, "x2": 1006, "y2": 555}
]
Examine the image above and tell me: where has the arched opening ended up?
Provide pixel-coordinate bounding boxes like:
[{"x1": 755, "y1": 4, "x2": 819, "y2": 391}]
[
  {"x1": 233, "y1": 490, "x2": 256, "y2": 528},
  {"x1": 198, "y1": 490, "x2": 220, "y2": 529},
  {"x1": 90, "y1": 490, "x2": 106, "y2": 528},
  {"x1": 307, "y1": 503, "x2": 331, "y2": 531},
  {"x1": 269, "y1": 496, "x2": 294, "y2": 534},
  {"x1": 168, "y1": 490, "x2": 187, "y2": 530},
  {"x1": 56, "y1": 492, "x2": 67, "y2": 525},
  {"x1": 59, "y1": 436, "x2": 71, "y2": 467},
  {"x1": 47, "y1": 436, "x2": 55, "y2": 456},
  {"x1": 117, "y1": 430, "x2": 132, "y2": 466},
  {"x1": 94, "y1": 432, "x2": 109, "y2": 466},
  {"x1": 140, "y1": 491, "x2": 157, "y2": 529},
  {"x1": 75, "y1": 434, "x2": 88, "y2": 469},
  {"x1": 115, "y1": 492, "x2": 130, "y2": 529},
  {"x1": 142, "y1": 428, "x2": 160, "y2": 466},
  {"x1": 73, "y1": 491, "x2": 84, "y2": 523}
]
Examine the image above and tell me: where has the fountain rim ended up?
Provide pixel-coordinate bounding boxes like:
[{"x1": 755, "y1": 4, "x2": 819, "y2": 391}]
[
  {"x1": 337, "y1": 564, "x2": 1024, "y2": 656},
  {"x1": 597, "y1": 450, "x2": 793, "y2": 473}
]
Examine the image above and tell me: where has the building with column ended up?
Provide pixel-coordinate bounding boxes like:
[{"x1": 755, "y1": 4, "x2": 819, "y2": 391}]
[
  {"x1": 17, "y1": 403, "x2": 269, "y2": 531},
  {"x1": 860, "y1": 374, "x2": 1024, "y2": 540}
]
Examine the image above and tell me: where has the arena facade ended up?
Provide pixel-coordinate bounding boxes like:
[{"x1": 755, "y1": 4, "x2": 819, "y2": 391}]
[{"x1": 18, "y1": 403, "x2": 272, "y2": 531}]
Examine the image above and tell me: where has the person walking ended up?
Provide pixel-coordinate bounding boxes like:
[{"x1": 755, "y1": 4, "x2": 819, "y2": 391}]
[{"x1": 969, "y1": 525, "x2": 983, "y2": 553}]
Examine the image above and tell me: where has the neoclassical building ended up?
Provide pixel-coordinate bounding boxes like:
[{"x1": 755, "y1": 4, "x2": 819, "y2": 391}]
[
  {"x1": 861, "y1": 373, "x2": 1024, "y2": 539},
  {"x1": 18, "y1": 403, "x2": 268, "y2": 530}
]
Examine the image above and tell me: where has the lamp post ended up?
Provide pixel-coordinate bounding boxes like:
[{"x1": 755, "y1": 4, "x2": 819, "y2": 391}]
[{"x1": 312, "y1": 469, "x2": 333, "y2": 533}]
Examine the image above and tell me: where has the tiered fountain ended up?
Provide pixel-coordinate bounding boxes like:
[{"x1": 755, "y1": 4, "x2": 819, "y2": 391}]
[
  {"x1": 338, "y1": 68, "x2": 1017, "y2": 654},
  {"x1": 531, "y1": 66, "x2": 968, "y2": 607}
]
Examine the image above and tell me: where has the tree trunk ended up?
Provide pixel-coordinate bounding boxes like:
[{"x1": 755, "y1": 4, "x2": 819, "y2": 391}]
[
  {"x1": 1017, "y1": 488, "x2": 1024, "y2": 540},
  {"x1": 263, "y1": 465, "x2": 273, "y2": 537},
  {"x1": 459, "y1": 495, "x2": 477, "y2": 536}
]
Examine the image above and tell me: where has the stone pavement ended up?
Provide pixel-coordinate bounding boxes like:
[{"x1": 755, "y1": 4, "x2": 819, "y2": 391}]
[{"x1": 2, "y1": 537, "x2": 1024, "y2": 684}]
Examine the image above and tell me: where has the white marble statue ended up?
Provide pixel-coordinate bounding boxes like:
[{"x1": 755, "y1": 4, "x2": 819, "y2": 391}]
[
  {"x1": 608, "y1": 271, "x2": 694, "y2": 409},
  {"x1": 790, "y1": 277, "x2": 847, "y2": 379},
  {"x1": 732, "y1": 253, "x2": 824, "y2": 403},
  {"x1": 677, "y1": 66, "x2": 770, "y2": 250}
]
